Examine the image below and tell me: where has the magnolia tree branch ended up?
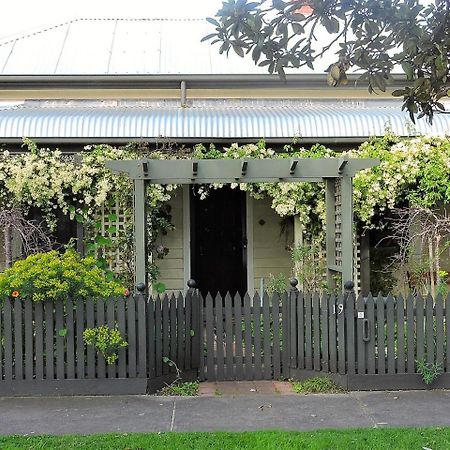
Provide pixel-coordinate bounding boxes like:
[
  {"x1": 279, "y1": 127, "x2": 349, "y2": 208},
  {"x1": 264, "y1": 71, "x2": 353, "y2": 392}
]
[{"x1": 205, "y1": 0, "x2": 450, "y2": 123}]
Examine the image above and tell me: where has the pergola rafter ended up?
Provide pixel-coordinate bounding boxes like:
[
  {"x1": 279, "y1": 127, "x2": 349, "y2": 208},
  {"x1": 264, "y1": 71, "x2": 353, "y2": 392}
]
[{"x1": 106, "y1": 157, "x2": 379, "y2": 293}]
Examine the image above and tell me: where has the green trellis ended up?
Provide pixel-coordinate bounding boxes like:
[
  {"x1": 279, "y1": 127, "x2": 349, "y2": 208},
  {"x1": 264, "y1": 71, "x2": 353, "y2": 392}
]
[{"x1": 106, "y1": 157, "x2": 378, "y2": 292}]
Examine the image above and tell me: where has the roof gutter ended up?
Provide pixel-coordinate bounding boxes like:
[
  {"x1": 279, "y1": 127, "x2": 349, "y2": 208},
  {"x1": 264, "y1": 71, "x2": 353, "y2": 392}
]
[
  {"x1": 0, "y1": 136, "x2": 404, "y2": 145},
  {"x1": 0, "y1": 73, "x2": 409, "y2": 90}
]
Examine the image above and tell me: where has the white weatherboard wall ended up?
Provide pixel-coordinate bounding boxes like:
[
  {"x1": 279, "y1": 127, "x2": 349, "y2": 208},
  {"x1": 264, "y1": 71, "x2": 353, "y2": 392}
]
[
  {"x1": 156, "y1": 188, "x2": 185, "y2": 293},
  {"x1": 156, "y1": 194, "x2": 293, "y2": 295},
  {"x1": 252, "y1": 198, "x2": 293, "y2": 292}
]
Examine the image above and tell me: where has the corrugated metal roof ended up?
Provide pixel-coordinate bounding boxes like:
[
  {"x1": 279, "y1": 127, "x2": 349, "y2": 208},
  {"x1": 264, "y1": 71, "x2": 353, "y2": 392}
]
[
  {"x1": 0, "y1": 100, "x2": 448, "y2": 141},
  {"x1": 0, "y1": 18, "x2": 350, "y2": 75}
]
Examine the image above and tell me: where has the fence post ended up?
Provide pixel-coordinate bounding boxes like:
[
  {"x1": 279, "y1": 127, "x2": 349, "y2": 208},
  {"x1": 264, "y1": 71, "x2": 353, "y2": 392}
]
[
  {"x1": 289, "y1": 278, "x2": 299, "y2": 375},
  {"x1": 136, "y1": 283, "x2": 147, "y2": 378},
  {"x1": 344, "y1": 280, "x2": 356, "y2": 375}
]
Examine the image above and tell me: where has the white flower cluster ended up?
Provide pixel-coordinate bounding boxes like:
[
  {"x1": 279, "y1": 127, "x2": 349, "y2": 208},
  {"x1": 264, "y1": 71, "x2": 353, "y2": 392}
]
[
  {"x1": 1, "y1": 135, "x2": 449, "y2": 235},
  {"x1": 0, "y1": 140, "x2": 173, "y2": 229}
]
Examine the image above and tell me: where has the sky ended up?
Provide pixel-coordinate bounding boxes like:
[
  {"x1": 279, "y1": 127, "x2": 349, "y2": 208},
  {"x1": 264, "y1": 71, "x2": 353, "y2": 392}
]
[{"x1": 0, "y1": 0, "x2": 224, "y2": 39}]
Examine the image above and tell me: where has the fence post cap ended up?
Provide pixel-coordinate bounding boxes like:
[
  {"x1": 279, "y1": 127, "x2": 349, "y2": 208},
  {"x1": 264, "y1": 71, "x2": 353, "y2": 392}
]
[
  {"x1": 187, "y1": 279, "x2": 196, "y2": 289},
  {"x1": 136, "y1": 282, "x2": 146, "y2": 293},
  {"x1": 289, "y1": 278, "x2": 299, "y2": 289},
  {"x1": 344, "y1": 280, "x2": 355, "y2": 291}
]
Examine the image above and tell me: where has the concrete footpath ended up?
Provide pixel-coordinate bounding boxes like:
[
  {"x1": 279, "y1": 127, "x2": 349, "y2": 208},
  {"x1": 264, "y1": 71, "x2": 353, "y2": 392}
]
[{"x1": 0, "y1": 390, "x2": 450, "y2": 435}]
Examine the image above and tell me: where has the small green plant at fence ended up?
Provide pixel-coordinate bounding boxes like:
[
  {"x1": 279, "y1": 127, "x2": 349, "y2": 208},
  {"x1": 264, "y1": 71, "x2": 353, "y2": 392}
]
[
  {"x1": 291, "y1": 376, "x2": 344, "y2": 394},
  {"x1": 83, "y1": 326, "x2": 128, "y2": 364},
  {"x1": 416, "y1": 360, "x2": 443, "y2": 385},
  {"x1": 266, "y1": 273, "x2": 287, "y2": 295},
  {"x1": 158, "y1": 357, "x2": 199, "y2": 396}
]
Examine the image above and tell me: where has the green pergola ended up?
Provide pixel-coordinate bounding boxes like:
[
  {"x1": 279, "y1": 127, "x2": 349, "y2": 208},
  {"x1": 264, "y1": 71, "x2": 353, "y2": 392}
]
[{"x1": 106, "y1": 157, "x2": 379, "y2": 293}]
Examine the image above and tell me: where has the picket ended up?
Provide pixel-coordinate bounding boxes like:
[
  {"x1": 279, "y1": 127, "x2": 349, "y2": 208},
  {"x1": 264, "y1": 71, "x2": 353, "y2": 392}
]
[
  {"x1": 66, "y1": 298, "x2": 76, "y2": 379},
  {"x1": 224, "y1": 293, "x2": 233, "y2": 380},
  {"x1": 396, "y1": 295, "x2": 406, "y2": 374},
  {"x1": 365, "y1": 294, "x2": 376, "y2": 374},
  {"x1": 328, "y1": 294, "x2": 337, "y2": 373},
  {"x1": 406, "y1": 294, "x2": 415, "y2": 373},
  {"x1": 35, "y1": 301, "x2": 45, "y2": 380},
  {"x1": 14, "y1": 300, "x2": 23, "y2": 380},
  {"x1": 243, "y1": 292, "x2": 252, "y2": 380},
  {"x1": 376, "y1": 294, "x2": 385, "y2": 374},
  {"x1": 253, "y1": 294, "x2": 263, "y2": 380},
  {"x1": 3, "y1": 300, "x2": 13, "y2": 380},
  {"x1": 234, "y1": 292, "x2": 244, "y2": 379},
  {"x1": 24, "y1": 300, "x2": 33, "y2": 380},
  {"x1": 44, "y1": 299, "x2": 55, "y2": 380},
  {"x1": 272, "y1": 292, "x2": 281, "y2": 379},
  {"x1": 386, "y1": 294, "x2": 395, "y2": 374}
]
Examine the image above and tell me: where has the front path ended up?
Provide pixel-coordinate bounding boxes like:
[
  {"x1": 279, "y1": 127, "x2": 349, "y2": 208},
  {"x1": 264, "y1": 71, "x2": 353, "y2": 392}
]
[{"x1": 1, "y1": 390, "x2": 450, "y2": 435}]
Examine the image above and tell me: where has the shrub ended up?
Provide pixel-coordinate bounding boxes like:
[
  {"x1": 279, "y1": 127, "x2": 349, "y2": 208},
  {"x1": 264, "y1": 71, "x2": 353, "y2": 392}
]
[
  {"x1": 0, "y1": 249, "x2": 125, "y2": 302},
  {"x1": 83, "y1": 325, "x2": 128, "y2": 364},
  {"x1": 291, "y1": 376, "x2": 344, "y2": 394},
  {"x1": 158, "y1": 381, "x2": 200, "y2": 396},
  {"x1": 416, "y1": 360, "x2": 443, "y2": 385}
]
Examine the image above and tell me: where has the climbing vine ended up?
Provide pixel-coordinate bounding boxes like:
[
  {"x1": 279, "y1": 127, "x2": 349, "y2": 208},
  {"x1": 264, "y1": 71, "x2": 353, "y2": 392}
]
[{"x1": 0, "y1": 134, "x2": 449, "y2": 288}]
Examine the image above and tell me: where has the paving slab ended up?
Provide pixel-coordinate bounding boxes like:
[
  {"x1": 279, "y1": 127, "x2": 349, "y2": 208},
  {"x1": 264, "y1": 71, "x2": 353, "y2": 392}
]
[
  {"x1": 0, "y1": 390, "x2": 448, "y2": 435},
  {"x1": 353, "y1": 390, "x2": 450, "y2": 428},
  {"x1": 0, "y1": 396, "x2": 174, "y2": 435},
  {"x1": 173, "y1": 394, "x2": 370, "y2": 432}
]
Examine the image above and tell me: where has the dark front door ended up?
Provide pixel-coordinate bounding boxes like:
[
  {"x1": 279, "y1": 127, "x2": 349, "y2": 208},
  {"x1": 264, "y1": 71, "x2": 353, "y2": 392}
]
[{"x1": 191, "y1": 186, "x2": 247, "y2": 297}]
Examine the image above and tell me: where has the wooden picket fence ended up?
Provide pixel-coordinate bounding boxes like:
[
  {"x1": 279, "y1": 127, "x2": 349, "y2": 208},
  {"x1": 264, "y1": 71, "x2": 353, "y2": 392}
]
[
  {"x1": 200, "y1": 289, "x2": 450, "y2": 389},
  {"x1": 0, "y1": 292, "x2": 202, "y2": 395},
  {"x1": 1, "y1": 288, "x2": 450, "y2": 395}
]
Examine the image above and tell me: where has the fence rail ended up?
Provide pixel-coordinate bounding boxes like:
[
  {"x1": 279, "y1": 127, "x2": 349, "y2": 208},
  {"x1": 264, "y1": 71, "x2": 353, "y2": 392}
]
[{"x1": 1, "y1": 287, "x2": 450, "y2": 395}]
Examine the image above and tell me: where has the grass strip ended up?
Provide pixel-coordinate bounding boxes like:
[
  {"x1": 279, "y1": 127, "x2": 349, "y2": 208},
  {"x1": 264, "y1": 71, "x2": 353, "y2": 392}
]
[{"x1": 0, "y1": 427, "x2": 449, "y2": 450}]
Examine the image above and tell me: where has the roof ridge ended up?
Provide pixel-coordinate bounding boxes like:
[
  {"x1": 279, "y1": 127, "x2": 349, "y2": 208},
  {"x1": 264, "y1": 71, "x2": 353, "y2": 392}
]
[{"x1": 0, "y1": 17, "x2": 206, "y2": 48}]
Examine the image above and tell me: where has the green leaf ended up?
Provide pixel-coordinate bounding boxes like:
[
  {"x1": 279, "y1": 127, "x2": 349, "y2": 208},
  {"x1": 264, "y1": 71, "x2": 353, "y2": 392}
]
[
  {"x1": 272, "y1": 0, "x2": 286, "y2": 11},
  {"x1": 95, "y1": 235, "x2": 111, "y2": 246},
  {"x1": 153, "y1": 282, "x2": 166, "y2": 294},
  {"x1": 58, "y1": 329, "x2": 68, "y2": 338},
  {"x1": 206, "y1": 17, "x2": 220, "y2": 27},
  {"x1": 201, "y1": 33, "x2": 217, "y2": 43},
  {"x1": 108, "y1": 214, "x2": 118, "y2": 222},
  {"x1": 190, "y1": 329, "x2": 195, "y2": 337},
  {"x1": 107, "y1": 225, "x2": 117, "y2": 234},
  {"x1": 392, "y1": 89, "x2": 406, "y2": 97},
  {"x1": 232, "y1": 43, "x2": 245, "y2": 57},
  {"x1": 292, "y1": 22, "x2": 304, "y2": 35},
  {"x1": 401, "y1": 62, "x2": 414, "y2": 80}
]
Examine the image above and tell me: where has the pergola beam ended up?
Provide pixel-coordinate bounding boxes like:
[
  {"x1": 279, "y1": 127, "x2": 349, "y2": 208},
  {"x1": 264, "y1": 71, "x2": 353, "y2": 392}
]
[{"x1": 106, "y1": 158, "x2": 378, "y2": 183}]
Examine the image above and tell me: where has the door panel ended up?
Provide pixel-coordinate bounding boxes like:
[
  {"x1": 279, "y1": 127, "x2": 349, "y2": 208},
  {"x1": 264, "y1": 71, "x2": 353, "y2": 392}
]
[{"x1": 191, "y1": 187, "x2": 247, "y2": 297}]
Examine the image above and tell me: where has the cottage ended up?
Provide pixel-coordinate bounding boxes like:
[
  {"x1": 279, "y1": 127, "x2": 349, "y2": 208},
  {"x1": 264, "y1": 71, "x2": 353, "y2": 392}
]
[{"x1": 0, "y1": 18, "x2": 449, "y2": 295}]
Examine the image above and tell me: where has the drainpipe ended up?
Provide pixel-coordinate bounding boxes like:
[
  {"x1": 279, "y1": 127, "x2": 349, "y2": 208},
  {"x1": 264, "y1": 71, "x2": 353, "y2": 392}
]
[{"x1": 180, "y1": 80, "x2": 187, "y2": 107}]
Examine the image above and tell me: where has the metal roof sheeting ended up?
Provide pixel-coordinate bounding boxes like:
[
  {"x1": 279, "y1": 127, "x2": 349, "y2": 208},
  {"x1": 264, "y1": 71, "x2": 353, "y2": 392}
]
[
  {"x1": 0, "y1": 18, "x2": 352, "y2": 75},
  {"x1": 0, "y1": 100, "x2": 448, "y2": 141}
]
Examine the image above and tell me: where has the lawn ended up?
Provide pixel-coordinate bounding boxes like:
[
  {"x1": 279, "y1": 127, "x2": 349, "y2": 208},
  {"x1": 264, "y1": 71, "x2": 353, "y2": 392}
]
[{"x1": 0, "y1": 428, "x2": 448, "y2": 450}]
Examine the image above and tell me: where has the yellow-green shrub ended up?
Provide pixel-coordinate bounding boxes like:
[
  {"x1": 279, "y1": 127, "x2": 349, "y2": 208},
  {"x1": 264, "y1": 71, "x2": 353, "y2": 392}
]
[{"x1": 0, "y1": 249, "x2": 125, "y2": 302}]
